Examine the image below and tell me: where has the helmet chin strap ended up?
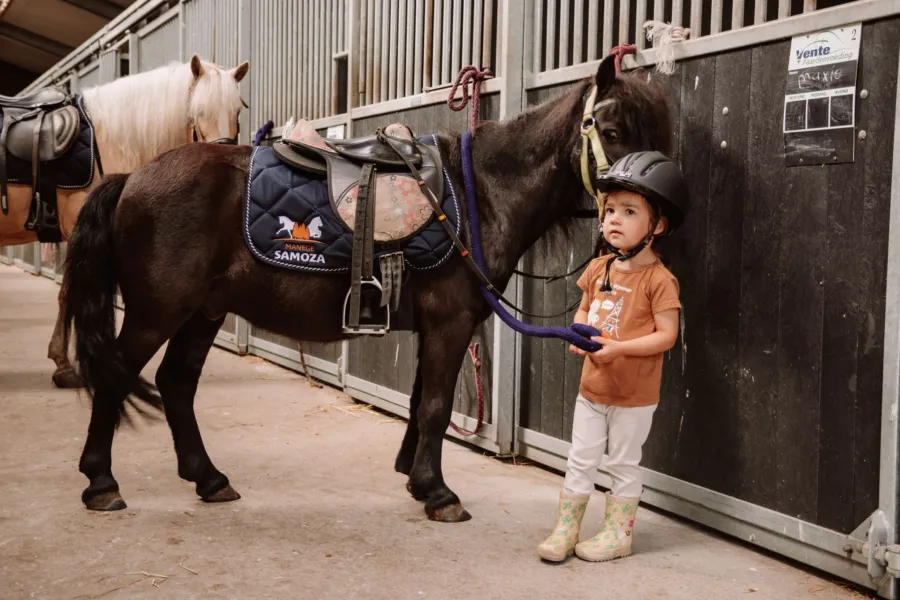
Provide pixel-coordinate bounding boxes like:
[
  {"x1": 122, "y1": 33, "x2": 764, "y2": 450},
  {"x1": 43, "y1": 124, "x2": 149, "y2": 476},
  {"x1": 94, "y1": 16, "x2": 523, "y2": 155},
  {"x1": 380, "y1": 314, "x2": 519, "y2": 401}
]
[
  {"x1": 598, "y1": 232, "x2": 654, "y2": 292},
  {"x1": 597, "y1": 214, "x2": 660, "y2": 292}
]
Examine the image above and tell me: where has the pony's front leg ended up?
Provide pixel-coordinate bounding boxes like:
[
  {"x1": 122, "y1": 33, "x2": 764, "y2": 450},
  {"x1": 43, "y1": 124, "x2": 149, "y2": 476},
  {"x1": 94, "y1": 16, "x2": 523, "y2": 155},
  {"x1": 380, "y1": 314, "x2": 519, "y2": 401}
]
[
  {"x1": 48, "y1": 286, "x2": 83, "y2": 388},
  {"x1": 394, "y1": 364, "x2": 422, "y2": 475},
  {"x1": 407, "y1": 317, "x2": 475, "y2": 522}
]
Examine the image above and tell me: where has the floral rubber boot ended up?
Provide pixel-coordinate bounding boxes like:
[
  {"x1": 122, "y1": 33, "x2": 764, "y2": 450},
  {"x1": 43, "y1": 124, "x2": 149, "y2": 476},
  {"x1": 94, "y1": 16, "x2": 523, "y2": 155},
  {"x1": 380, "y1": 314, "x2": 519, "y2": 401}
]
[
  {"x1": 575, "y1": 493, "x2": 640, "y2": 562},
  {"x1": 536, "y1": 491, "x2": 590, "y2": 562}
]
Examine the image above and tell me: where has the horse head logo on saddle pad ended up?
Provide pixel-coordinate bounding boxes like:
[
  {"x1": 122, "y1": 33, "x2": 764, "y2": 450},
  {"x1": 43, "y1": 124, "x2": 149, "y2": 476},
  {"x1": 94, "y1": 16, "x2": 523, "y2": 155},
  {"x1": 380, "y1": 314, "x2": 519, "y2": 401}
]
[{"x1": 274, "y1": 215, "x2": 324, "y2": 242}]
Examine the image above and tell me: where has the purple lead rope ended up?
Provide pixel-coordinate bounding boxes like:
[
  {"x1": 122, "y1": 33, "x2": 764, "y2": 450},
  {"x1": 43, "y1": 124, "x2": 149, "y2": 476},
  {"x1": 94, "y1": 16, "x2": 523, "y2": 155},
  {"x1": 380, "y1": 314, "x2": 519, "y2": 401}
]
[{"x1": 460, "y1": 131, "x2": 602, "y2": 353}]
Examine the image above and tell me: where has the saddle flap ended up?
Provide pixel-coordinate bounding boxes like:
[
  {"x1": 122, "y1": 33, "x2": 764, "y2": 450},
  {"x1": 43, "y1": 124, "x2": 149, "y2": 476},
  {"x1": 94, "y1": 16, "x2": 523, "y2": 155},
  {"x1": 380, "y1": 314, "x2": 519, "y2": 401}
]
[
  {"x1": 5, "y1": 105, "x2": 80, "y2": 162},
  {"x1": 326, "y1": 144, "x2": 444, "y2": 242},
  {"x1": 325, "y1": 123, "x2": 423, "y2": 168}
]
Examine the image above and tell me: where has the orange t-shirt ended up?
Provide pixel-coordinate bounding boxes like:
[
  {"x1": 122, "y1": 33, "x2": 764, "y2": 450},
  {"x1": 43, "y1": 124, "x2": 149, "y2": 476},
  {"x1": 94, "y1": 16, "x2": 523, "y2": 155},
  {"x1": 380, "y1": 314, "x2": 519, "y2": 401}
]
[{"x1": 575, "y1": 255, "x2": 681, "y2": 407}]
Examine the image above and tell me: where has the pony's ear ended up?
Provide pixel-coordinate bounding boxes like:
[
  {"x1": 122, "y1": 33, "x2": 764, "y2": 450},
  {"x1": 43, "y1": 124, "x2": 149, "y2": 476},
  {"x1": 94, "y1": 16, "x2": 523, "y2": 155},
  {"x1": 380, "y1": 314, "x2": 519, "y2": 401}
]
[
  {"x1": 594, "y1": 55, "x2": 617, "y2": 95},
  {"x1": 232, "y1": 61, "x2": 250, "y2": 82},
  {"x1": 190, "y1": 54, "x2": 205, "y2": 80}
]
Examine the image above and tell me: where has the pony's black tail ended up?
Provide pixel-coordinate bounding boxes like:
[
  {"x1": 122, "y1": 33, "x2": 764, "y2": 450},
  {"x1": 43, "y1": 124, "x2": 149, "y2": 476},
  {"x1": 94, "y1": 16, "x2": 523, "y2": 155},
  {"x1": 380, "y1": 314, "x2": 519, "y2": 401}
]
[{"x1": 62, "y1": 173, "x2": 162, "y2": 426}]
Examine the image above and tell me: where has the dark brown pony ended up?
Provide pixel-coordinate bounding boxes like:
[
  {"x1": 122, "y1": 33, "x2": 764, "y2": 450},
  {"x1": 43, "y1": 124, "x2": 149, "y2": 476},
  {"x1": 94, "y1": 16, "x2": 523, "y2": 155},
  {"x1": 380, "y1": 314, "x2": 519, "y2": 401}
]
[{"x1": 62, "y1": 56, "x2": 672, "y2": 522}]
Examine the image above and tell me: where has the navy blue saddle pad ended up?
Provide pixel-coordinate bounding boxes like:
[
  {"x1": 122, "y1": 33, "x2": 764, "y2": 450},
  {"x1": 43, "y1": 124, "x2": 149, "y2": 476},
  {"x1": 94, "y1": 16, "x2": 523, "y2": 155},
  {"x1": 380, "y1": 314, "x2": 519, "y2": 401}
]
[
  {"x1": 3, "y1": 95, "x2": 97, "y2": 190},
  {"x1": 243, "y1": 135, "x2": 460, "y2": 273}
]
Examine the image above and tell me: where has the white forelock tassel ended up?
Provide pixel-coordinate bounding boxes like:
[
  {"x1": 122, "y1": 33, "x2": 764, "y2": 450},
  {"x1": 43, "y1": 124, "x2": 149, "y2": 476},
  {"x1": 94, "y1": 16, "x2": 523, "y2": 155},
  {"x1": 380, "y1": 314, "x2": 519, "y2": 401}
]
[{"x1": 643, "y1": 20, "x2": 691, "y2": 75}]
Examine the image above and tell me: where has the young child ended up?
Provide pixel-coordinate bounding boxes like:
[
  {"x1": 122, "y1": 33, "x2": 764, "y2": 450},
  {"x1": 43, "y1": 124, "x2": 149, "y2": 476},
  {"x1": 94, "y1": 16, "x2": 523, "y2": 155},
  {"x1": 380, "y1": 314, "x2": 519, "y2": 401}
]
[{"x1": 536, "y1": 151, "x2": 689, "y2": 563}]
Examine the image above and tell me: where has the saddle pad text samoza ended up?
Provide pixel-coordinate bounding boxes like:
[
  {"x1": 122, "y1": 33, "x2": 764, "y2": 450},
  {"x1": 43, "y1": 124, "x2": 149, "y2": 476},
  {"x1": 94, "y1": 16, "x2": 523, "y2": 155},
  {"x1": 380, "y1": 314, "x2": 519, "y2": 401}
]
[
  {"x1": 243, "y1": 136, "x2": 460, "y2": 273},
  {"x1": 2, "y1": 95, "x2": 97, "y2": 190}
]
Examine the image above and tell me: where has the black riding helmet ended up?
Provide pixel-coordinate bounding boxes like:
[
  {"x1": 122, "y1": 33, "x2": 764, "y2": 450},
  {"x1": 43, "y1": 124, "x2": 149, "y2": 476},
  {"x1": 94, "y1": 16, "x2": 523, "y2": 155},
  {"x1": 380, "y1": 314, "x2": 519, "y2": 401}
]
[
  {"x1": 591, "y1": 151, "x2": 689, "y2": 292},
  {"x1": 595, "y1": 151, "x2": 689, "y2": 236}
]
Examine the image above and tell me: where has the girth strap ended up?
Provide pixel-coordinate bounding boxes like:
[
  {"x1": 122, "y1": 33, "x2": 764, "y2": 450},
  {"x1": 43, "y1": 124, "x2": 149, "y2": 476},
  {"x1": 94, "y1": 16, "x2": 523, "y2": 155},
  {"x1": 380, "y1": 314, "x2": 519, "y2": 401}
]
[
  {"x1": 24, "y1": 111, "x2": 46, "y2": 231},
  {"x1": 0, "y1": 112, "x2": 10, "y2": 215},
  {"x1": 348, "y1": 163, "x2": 376, "y2": 328}
]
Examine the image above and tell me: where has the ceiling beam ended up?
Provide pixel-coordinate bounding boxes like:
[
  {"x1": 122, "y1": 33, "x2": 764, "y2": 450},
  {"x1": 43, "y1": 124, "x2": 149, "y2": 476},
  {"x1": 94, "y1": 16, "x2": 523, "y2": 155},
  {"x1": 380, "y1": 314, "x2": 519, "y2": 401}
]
[
  {"x1": 0, "y1": 23, "x2": 75, "y2": 58},
  {"x1": 59, "y1": 0, "x2": 123, "y2": 20}
]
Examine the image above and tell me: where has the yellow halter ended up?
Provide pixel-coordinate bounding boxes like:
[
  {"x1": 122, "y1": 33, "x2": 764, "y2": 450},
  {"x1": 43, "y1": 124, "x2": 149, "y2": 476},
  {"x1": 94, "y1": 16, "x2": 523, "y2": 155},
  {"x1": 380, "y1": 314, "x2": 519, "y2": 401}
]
[{"x1": 579, "y1": 85, "x2": 616, "y2": 216}]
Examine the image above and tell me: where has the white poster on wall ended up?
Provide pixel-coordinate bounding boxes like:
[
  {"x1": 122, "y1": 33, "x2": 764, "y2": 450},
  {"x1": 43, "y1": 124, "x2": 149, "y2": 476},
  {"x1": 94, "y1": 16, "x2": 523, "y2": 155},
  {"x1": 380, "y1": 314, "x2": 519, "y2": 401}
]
[{"x1": 783, "y1": 23, "x2": 861, "y2": 166}]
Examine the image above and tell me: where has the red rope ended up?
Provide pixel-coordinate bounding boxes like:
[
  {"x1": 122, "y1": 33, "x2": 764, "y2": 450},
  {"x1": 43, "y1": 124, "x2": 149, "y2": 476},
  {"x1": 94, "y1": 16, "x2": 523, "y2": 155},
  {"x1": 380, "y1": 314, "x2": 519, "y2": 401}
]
[
  {"x1": 608, "y1": 43, "x2": 637, "y2": 74},
  {"x1": 445, "y1": 65, "x2": 491, "y2": 438},
  {"x1": 448, "y1": 343, "x2": 485, "y2": 437},
  {"x1": 447, "y1": 66, "x2": 493, "y2": 133}
]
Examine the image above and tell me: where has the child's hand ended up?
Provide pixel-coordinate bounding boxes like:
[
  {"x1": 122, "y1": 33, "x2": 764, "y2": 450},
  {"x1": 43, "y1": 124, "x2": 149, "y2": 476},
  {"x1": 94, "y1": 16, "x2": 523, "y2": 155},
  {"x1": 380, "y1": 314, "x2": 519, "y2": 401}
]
[
  {"x1": 589, "y1": 336, "x2": 622, "y2": 363},
  {"x1": 568, "y1": 343, "x2": 588, "y2": 356}
]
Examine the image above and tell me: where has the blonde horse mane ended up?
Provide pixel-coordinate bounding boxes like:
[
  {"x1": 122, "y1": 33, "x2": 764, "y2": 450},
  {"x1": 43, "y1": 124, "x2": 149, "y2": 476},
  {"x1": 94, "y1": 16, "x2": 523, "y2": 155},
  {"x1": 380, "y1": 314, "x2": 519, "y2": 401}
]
[{"x1": 80, "y1": 57, "x2": 246, "y2": 173}]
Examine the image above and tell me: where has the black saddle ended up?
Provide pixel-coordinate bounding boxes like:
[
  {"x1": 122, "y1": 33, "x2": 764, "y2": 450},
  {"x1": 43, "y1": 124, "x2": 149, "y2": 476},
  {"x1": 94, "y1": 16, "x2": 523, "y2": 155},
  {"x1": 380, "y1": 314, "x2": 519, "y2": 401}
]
[
  {"x1": 271, "y1": 119, "x2": 444, "y2": 335},
  {"x1": 0, "y1": 85, "x2": 81, "y2": 242}
]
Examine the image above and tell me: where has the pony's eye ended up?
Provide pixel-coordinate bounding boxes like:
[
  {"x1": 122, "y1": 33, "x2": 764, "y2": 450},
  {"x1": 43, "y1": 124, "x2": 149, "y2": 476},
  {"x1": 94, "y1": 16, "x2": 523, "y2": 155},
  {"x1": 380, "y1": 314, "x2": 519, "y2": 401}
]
[{"x1": 602, "y1": 129, "x2": 620, "y2": 143}]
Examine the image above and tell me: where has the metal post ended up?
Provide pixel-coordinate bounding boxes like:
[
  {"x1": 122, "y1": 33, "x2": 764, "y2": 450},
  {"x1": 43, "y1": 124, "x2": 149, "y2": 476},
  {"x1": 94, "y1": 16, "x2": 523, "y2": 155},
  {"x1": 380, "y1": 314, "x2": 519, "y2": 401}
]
[
  {"x1": 348, "y1": 0, "x2": 361, "y2": 110},
  {"x1": 389, "y1": 0, "x2": 399, "y2": 100},
  {"x1": 473, "y1": 0, "x2": 483, "y2": 69},
  {"x1": 494, "y1": 0, "x2": 526, "y2": 455},
  {"x1": 876, "y1": 48, "x2": 900, "y2": 600},
  {"x1": 635, "y1": 0, "x2": 646, "y2": 49},
  {"x1": 414, "y1": 0, "x2": 424, "y2": 92},
  {"x1": 778, "y1": 0, "x2": 790, "y2": 19},
  {"x1": 754, "y1": 0, "x2": 766, "y2": 24},
  {"x1": 617, "y1": 0, "x2": 630, "y2": 44},
  {"x1": 711, "y1": 0, "x2": 723, "y2": 34},
  {"x1": 732, "y1": 0, "x2": 745, "y2": 30},
  {"x1": 238, "y1": 0, "x2": 251, "y2": 143},
  {"x1": 587, "y1": 0, "x2": 599, "y2": 60},
  {"x1": 128, "y1": 32, "x2": 140, "y2": 75},
  {"x1": 545, "y1": 0, "x2": 556, "y2": 70},
  {"x1": 602, "y1": 0, "x2": 613, "y2": 54},
  {"x1": 178, "y1": 0, "x2": 185, "y2": 61},
  {"x1": 573, "y1": 0, "x2": 584, "y2": 63}
]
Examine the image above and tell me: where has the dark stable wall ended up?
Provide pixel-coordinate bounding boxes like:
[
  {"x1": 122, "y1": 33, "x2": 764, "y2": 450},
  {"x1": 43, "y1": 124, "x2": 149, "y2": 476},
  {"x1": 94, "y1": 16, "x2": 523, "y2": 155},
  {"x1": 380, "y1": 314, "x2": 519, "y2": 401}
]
[{"x1": 519, "y1": 17, "x2": 899, "y2": 534}]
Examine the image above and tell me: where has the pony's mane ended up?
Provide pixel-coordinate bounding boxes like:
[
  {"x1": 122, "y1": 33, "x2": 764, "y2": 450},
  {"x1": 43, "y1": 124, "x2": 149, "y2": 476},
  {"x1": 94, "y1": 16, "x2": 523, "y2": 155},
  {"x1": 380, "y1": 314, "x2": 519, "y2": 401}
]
[
  {"x1": 606, "y1": 69, "x2": 674, "y2": 156},
  {"x1": 81, "y1": 59, "x2": 243, "y2": 172},
  {"x1": 81, "y1": 62, "x2": 194, "y2": 172}
]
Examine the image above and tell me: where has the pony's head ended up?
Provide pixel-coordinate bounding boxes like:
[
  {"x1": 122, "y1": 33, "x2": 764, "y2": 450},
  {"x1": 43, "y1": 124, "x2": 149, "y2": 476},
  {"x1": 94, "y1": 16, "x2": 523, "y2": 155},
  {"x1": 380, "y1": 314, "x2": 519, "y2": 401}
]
[
  {"x1": 187, "y1": 55, "x2": 250, "y2": 145},
  {"x1": 81, "y1": 55, "x2": 251, "y2": 172},
  {"x1": 577, "y1": 55, "x2": 674, "y2": 199}
]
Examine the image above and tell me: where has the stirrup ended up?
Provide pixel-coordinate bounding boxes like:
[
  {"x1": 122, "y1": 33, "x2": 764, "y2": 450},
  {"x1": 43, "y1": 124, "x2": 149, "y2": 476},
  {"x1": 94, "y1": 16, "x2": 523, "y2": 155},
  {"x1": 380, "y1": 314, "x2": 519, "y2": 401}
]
[{"x1": 343, "y1": 278, "x2": 390, "y2": 335}]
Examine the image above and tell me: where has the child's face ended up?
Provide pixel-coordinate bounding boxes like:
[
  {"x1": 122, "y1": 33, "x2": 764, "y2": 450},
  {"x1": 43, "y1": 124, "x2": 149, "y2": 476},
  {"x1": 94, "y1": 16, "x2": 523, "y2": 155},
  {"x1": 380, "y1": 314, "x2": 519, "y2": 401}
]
[{"x1": 601, "y1": 190, "x2": 665, "y2": 251}]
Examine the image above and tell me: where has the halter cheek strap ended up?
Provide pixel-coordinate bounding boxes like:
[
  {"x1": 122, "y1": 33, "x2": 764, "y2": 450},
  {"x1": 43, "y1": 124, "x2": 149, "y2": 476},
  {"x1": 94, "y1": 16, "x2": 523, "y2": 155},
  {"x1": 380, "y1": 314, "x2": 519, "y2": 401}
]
[{"x1": 579, "y1": 86, "x2": 615, "y2": 205}]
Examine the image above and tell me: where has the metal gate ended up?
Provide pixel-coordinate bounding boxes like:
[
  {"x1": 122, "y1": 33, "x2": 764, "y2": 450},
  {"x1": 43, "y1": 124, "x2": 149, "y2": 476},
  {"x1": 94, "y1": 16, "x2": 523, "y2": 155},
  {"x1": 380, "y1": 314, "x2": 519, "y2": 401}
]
[{"x1": 136, "y1": 6, "x2": 181, "y2": 72}]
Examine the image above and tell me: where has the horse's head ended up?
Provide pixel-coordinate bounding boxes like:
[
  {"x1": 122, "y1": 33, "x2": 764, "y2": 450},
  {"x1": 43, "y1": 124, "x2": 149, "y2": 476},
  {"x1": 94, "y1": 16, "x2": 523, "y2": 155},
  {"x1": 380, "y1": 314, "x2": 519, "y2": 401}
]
[
  {"x1": 576, "y1": 55, "x2": 674, "y2": 202},
  {"x1": 187, "y1": 55, "x2": 250, "y2": 145}
]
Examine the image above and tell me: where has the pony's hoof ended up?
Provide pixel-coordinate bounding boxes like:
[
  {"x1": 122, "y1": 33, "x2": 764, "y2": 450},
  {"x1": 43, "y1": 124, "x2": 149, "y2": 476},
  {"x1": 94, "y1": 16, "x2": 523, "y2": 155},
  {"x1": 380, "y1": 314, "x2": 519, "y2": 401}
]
[
  {"x1": 202, "y1": 485, "x2": 241, "y2": 503},
  {"x1": 84, "y1": 491, "x2": 127, "y2": 511},
  {"x1": 52, "y1": 367, "x2": 83, "y2": 389},
  {"x1": 427, "y1": 503, "x2": 472, "y2": 523}
]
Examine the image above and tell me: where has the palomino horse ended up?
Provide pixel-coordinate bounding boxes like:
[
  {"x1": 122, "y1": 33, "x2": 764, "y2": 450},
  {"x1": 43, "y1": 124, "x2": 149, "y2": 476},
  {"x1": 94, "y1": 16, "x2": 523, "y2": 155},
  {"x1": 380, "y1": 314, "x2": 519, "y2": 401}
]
[
  {"x1": 1, "y1": 54, "x2": 249, "y2": 388},
  {"x1": 62, "y1": 55, "x2": 672, "y2": 521}
]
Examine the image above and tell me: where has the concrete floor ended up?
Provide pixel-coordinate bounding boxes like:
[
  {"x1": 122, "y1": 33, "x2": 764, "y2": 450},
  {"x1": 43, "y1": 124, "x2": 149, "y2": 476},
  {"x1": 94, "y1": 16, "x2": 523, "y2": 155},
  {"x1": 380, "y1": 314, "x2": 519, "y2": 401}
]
[{"x1": 0, "y1": 263, "x2": 878, "y2": 600}]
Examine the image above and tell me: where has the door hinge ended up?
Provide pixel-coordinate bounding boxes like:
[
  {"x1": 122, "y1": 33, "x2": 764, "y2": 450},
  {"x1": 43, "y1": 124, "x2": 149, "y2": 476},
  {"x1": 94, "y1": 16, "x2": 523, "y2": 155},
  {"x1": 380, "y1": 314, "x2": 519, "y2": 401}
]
[{"x1": 857, "y1": 510, "x2": 900, "y2": 581}]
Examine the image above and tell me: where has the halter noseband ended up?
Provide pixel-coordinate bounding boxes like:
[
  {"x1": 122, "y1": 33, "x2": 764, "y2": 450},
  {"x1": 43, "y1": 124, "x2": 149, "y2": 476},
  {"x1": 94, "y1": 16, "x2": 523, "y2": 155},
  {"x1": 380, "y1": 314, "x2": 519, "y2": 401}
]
[{"x1": 192, "y1": 124, "x2": 239, "y2": 145}]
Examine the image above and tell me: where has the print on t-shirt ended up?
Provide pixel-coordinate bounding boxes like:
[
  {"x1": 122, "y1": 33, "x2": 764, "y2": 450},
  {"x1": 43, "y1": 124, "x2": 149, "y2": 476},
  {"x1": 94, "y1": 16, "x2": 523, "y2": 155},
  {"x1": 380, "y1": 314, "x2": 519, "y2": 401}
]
[{"x1": 587, "y1": 292, "x2": 625, "y2": 340}]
